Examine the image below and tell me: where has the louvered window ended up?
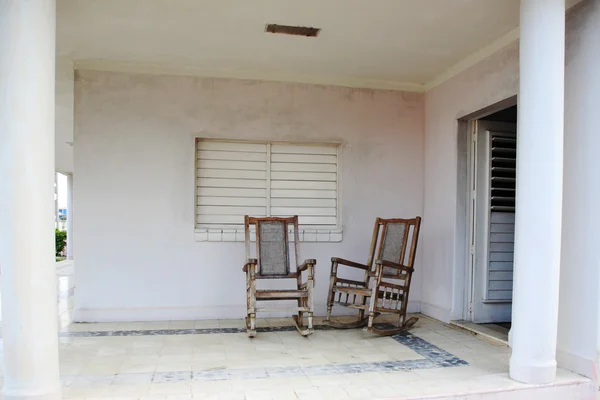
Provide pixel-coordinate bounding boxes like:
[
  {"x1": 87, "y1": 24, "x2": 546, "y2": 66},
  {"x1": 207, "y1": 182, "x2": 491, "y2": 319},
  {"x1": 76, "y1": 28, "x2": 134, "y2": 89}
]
[
  {"x1": 487, "y1": 133, "x2": 516, "y2": 301},
  {"x1": 195, "y1": 139, "x2": 341, "y2": 242}
]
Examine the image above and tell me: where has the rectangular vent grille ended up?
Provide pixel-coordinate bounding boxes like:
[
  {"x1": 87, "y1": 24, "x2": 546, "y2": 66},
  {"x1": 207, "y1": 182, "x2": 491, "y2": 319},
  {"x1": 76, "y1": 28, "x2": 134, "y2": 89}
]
[{"x1": 265, "y1": 24, "x2": 320, "y2": 37}]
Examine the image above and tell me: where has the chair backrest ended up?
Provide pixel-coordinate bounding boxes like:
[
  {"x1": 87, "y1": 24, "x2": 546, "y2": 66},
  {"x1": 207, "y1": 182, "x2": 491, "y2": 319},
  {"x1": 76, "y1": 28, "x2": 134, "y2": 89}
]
[
  {"x1": 245, "y1": 216, "x2": 300, "y2": 279},
  {"x1": 366, "y1": 217, "x2": 422, "y2": 277}
]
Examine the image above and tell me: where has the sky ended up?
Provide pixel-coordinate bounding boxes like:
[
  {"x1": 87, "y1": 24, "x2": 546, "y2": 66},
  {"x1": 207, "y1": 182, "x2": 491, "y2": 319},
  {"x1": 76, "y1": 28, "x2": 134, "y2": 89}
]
[{"x1": 57, "y1": 172, "x2": 68, "y2": 209}]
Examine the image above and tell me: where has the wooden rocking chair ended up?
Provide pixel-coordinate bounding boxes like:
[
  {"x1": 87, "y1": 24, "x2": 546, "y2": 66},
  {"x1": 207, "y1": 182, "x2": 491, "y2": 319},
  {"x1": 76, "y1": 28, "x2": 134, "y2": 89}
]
[
  {"x1": 325, "y1": 217, "x2": 422, "y2": 336},
  {"x1": 243, "y1": 216, "x2": 316, "y2": 337}
]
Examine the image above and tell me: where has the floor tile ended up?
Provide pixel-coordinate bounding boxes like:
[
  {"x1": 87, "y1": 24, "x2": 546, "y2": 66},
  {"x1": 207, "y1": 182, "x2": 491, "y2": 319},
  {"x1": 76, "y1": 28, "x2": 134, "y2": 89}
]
[{"x1": 6, "y1": 274, "x2": 593, "y2": 400}]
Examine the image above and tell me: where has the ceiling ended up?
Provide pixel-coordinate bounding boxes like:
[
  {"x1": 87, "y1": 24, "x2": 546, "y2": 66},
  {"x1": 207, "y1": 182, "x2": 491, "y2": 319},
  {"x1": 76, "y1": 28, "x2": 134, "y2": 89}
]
[
  {"x1": 54, "y1": 0, "x2": 581, "y2": 173},
  {"x1": 57, "y1": 0, "x2": 526, "y2": 91}
]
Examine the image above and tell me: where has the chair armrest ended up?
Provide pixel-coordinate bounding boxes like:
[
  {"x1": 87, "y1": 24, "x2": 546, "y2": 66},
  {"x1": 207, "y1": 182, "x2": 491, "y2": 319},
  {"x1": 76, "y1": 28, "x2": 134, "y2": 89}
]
[
  {"x1": 298, "y1": 259, "x2": 316, "y2": 272},
  {"x1": 298, "y1": 259, "x2": 316, "y2": 287},
  {"x1": 242, "y1": 258, "x2": 258, "y2": 272},
  {"x1": 374, "y1": 259, "x2": 414, "y2": 274},
  {"x1": 331, "y1": 257, "x2": 370, "y2": 271}
]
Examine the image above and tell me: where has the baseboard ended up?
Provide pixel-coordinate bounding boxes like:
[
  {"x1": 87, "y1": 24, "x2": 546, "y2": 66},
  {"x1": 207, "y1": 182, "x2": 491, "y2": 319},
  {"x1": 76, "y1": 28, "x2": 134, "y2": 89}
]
[
  {"x1": 72, "y1": 300, "x2": 421, "y2": 323},
  {"x1": 556, "y1": 348, "x2": 599, "y2": 382},
  {"x1": 420, "y1": 301, "x2": 451, "y2": 323}
]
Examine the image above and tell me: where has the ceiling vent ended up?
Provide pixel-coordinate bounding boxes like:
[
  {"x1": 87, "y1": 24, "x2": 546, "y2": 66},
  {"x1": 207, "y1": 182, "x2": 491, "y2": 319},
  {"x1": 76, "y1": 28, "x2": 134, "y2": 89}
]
[{"x1": 265, "y1": 24, "x2": 320, "y2": 37}]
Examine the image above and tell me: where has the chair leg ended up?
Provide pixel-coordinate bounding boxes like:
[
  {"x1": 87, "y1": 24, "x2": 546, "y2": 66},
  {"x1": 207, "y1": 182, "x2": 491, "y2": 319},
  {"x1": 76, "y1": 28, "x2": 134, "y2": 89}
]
[
  {"x1": 293, "y1": 312, "x2": 313, "y2": 336},
  {"x1": 246, "y1": 279, "x2": 257, "y2": 338},
  {"x1": 246, "y1": 313, "x2": 257, "y2": 338},
  {"x1": 366, "y1": 275, "x2": 379, "y2": 330},
  {"x1": 358, "y1": 309, "x2": 365, "y2": 324},
  {"x1": 326, "y1": 304, "x2": 333, "y2": 322},
  {"x1": 368, "y1": 311, "x2": 376, "y2": 329},
  {"x1": 294, "y1": 280, "x2": 315, "y2": 336},
  {"x1": 325, "y1": 261, "x2": 337, "y2": 322},
  {"x1": 296, "y1": 297, "x2": 305, "y2": 330}
]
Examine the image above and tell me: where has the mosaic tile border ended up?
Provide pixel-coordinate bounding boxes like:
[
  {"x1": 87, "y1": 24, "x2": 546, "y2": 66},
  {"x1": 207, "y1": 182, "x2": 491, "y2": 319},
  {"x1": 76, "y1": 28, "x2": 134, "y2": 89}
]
[
  {"x1": 59, "y1": 326, "x2": 467, "y2": 383},
  {"x1": 58, "y1": 323, "x2": 436, "y2": 337},
  {"x1": 57, "y1": 285, "x2": 468, "y2": 381},
  {"x1": 392, "y1": 332, "x2": 468, "y2": 368},
  {"x1": 61, "y1": 331, "x2": 466, "y2": 386},
  {"x1": 63, "y1": 359, "x2": 439, "y2": 388},
  {"x1": 60, "y1": 323, "x2": 379, "y2": 337}
]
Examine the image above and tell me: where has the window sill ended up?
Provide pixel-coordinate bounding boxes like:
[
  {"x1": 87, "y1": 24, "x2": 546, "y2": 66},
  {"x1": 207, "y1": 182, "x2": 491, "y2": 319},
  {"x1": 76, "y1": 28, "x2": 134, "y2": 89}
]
[{"x1": 194, "y1": 227, "x2": 343, "y2": 243}]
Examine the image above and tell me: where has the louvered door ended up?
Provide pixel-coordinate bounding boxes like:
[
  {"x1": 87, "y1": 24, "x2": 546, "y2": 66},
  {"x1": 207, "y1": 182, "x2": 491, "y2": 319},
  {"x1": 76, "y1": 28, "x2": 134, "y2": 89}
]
[{"x1": 471, "y1": 121, "x2": 516, "y2": 323}]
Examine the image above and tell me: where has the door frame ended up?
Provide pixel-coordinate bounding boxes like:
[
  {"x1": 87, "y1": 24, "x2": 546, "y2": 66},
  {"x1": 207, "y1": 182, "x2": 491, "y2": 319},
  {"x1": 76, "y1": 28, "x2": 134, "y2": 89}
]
[{"x1": 455, "y1": 96, "x2": 517, "y2": 322}]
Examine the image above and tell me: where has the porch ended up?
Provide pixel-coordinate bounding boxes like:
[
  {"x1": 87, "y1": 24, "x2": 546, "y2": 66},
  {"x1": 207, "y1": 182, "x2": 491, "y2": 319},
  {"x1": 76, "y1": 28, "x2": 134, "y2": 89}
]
[
  {"x1": 4, "y1": 270, "x2": 594, "y2": 400},
  {"x1": 2, "y1": 0, "x2": 600, "y2": 399}
]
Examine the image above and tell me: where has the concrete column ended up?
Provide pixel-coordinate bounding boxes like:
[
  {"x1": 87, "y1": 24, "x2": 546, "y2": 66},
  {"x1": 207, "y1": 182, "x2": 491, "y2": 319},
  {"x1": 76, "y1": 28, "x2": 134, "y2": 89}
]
[
  {"x1": 66, "y1": 173, "x2": 74, "y2": 260},
  {"x1": 509, "y1": 0, "x2": 565, "y2": 385},
  {"x1": 0, "y1": 1, "x2": 62, "y2": 400}
]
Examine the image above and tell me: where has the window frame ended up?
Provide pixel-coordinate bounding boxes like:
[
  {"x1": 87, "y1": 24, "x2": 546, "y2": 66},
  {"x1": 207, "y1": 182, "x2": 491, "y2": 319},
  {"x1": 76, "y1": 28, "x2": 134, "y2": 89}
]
[{"x1": 193, "y1": 138, "x2": 343, "y2": 243}]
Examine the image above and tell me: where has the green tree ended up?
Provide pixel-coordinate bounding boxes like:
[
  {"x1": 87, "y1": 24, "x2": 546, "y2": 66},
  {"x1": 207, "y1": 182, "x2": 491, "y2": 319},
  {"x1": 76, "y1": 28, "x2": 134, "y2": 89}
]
[{"x1": 55, "y1": 229, "x2": 67, "y2": 257}]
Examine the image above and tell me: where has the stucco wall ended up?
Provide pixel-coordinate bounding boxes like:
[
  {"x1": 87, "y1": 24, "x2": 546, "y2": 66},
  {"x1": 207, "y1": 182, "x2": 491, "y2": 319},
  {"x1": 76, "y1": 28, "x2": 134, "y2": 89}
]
[
  {"x1": 422, "y1": 0, "x2": 599, "y2": 379},
  {"x1": 73, "y1": 71, "x2": 425, "y2": 321},
  {"x1": 422, "y1": 43, "x2": 519, "y2": 322},
  {"x1": 55, "y1": 59, "x2": 74, "y2": 174},
  {"x1": 558, "y1": 0, "x2": 600, "y2": 380}
]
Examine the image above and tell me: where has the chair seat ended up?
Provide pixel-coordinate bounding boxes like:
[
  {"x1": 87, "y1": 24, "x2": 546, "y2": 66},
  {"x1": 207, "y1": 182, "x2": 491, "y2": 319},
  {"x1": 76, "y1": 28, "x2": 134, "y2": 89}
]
[{"x1": 256, "y1": 289, "x2": 308, "y2": 301}]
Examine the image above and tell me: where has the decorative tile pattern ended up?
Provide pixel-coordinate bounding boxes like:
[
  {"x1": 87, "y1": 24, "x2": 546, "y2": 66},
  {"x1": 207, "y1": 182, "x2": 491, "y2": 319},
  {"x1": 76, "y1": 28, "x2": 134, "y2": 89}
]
[
  {"x1": 53, "y1": 281, "x2": 470, "y2": 390},
  {"x1": 60, "y1": 322, "x2": 396, "y2": 337},
  {"x1": 153, "y1": 371, "x2": 193, "y2": 383},
  {"x1": 392, "y1": 332, "x2": 469, "y2": 368},
  {"x1": 9, "y1": 270, "x2": 590, "y2": 399},
  {"x1": 63, "y1": 358, "x2": 446, "y2": 387},
  {"x1": 59, "y1": 325, "x2": 468, "y2": 384}
]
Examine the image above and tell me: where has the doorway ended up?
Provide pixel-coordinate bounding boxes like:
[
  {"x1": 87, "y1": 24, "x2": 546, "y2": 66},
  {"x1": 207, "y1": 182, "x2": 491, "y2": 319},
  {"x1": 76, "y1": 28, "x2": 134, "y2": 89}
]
[{"x1": 454, "y1": 104, "x2": 517, "y2": 343}]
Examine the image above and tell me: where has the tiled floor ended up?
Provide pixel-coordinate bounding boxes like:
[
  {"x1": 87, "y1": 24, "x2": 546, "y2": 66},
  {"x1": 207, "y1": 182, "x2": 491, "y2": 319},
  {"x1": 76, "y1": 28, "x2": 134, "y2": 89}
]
[
  {"x1": 449, "y1": 320, "x2": 509, "y2": 344},
  {"x1": 0, "y1": 267, "x2": 593, "y2": 399}
]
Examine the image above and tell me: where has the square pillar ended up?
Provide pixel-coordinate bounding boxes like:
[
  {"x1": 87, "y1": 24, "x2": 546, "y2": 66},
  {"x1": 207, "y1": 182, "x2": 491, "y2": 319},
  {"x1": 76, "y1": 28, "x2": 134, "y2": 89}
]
[{"x1": 0, "y1": 1, "x2": 61, "y2": 399}]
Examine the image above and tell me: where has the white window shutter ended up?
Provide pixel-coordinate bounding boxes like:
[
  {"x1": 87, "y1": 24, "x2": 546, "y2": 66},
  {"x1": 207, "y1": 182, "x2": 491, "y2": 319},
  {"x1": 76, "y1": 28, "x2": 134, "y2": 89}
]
[
  {"x1": 269, "y1": 144, "x2": 338, "y2": 227},
  {"x1": 196, "y1": 140, "x2": 340, "y2": 236},
  {"x1": 196, "y1": 140, "x2": 268, "y2": 227}
]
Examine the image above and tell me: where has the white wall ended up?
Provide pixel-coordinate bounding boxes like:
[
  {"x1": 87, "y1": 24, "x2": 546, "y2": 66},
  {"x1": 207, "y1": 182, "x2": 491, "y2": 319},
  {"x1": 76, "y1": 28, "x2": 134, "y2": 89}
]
[
  {"x1": 73, "y1": 71, "x2": 425, "y2": 321},
  {"x1": 423, "y1": 43, "x2": 519, "y2": 322},
  {"x1": 422, "y1": 0, "x2": 599, "y2": 380},
  {"x1": 557, "y1": 0, "x2": 600, "y2": 381},
  {"x1": 55, "y1": 58, "x2": 74, "y2": 174}
]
